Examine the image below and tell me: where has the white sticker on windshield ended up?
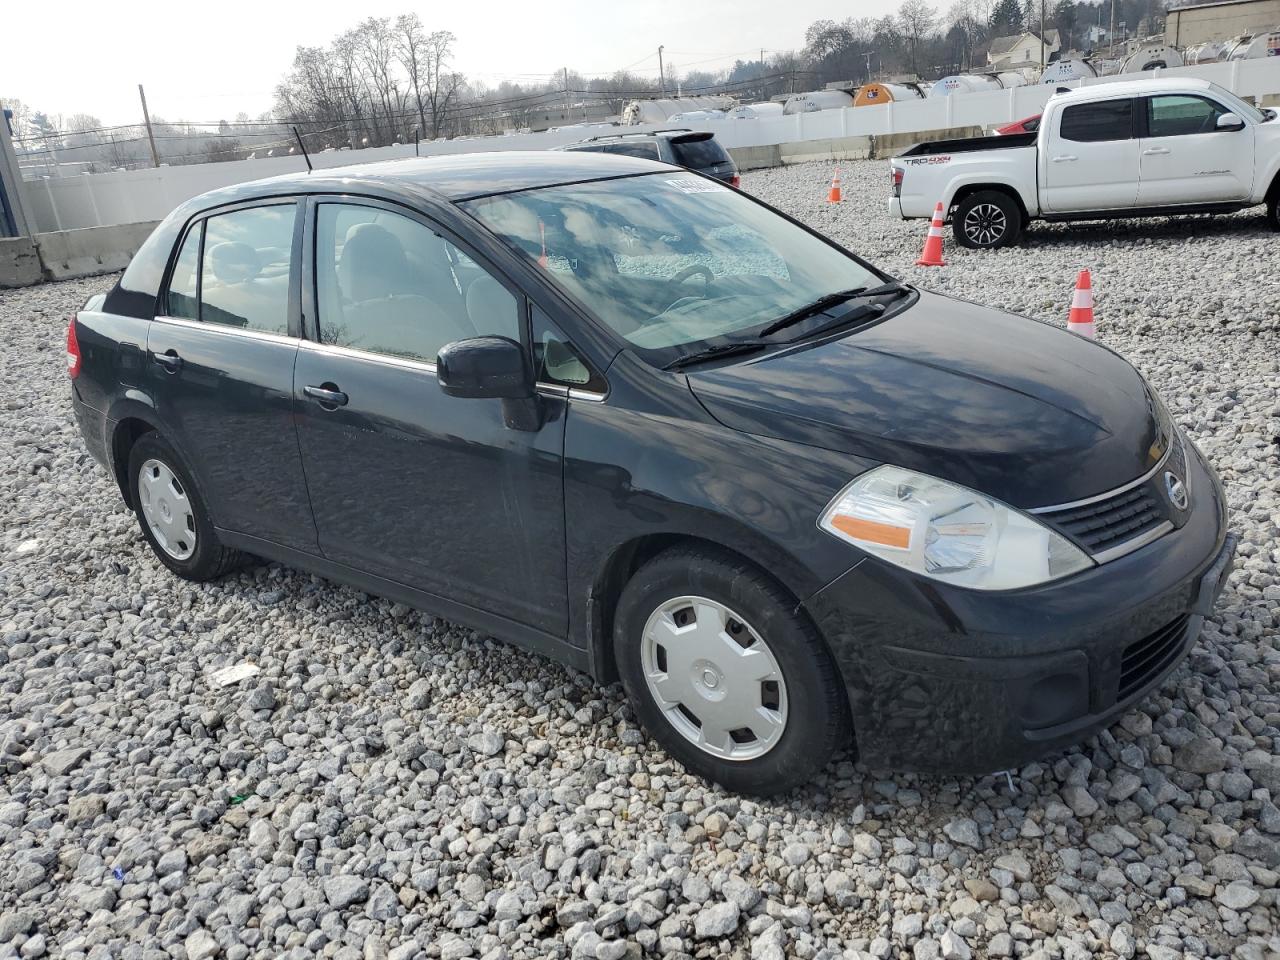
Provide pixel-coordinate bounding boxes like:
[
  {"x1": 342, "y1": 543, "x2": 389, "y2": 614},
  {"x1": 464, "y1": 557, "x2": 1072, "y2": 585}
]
[{"x1": 663, "y1": 177, "x2": 727, "y2": 194}]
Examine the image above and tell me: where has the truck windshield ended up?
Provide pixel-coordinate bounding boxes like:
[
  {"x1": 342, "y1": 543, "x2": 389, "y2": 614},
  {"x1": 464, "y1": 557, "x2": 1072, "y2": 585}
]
[
  {"x1": 463, "y1": 174, "x2": 880, "y2": 361},
  {"x1": 1207, "y1": 82, "x2": 1265, "y2": 123}
]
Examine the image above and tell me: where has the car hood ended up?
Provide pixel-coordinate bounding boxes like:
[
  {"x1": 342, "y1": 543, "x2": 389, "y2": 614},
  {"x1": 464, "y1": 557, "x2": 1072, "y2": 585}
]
[{"x1": 687, "y1": 290, "x2": 1166, "y2": 509}]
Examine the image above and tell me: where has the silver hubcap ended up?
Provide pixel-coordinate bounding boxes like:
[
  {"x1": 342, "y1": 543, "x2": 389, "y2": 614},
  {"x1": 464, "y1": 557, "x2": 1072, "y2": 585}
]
[
  {"x1": 964, "y1": 203, "x2": 1007, "y2": 246},
  {"x1": 137, "y1": 459, "x2": 196, "y2": 560},
  {"x1": 640, "y1": 596, "x2": 788, "y2": 761}
]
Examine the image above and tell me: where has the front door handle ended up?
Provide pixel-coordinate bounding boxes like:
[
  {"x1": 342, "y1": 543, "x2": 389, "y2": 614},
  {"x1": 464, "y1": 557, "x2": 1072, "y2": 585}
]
[
  {"x1": 1143, "y1": 147, "x2": 1171, "y2": 156},
  {"x1": 1051, "y1": 155, "x2": 1077, "y2": 163},
  {"x1": 304, "y1": 383, "x2": 349, "y2": 408},
  {"x1": 153, "y1": 349, "x2": 183, "y2": 373}
]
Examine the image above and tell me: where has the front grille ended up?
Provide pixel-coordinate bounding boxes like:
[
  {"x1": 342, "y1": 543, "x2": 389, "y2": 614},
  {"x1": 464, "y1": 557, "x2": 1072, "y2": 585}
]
[
  {"x1": 1118, "y1": 614, "x2": 1190, "y2": 700},
  {"x1": 1039, "y1": 484, "x2": 1166, "y2": 553}
]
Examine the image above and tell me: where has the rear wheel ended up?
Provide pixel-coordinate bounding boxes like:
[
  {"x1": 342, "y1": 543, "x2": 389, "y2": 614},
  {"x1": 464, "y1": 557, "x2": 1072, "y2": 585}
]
[
  {"x1": 954, "y1": 190, "x2": 1023, "y2": 249},
  {"x1": 613, "y1": 546, "x2": 850, "y2": 795},
  {"x1": 128, "y1": 432, "x2": 242, "y2": 581},
  {"x1": 1267, "y1": 192, "x2": 1280, "y2": 232}
]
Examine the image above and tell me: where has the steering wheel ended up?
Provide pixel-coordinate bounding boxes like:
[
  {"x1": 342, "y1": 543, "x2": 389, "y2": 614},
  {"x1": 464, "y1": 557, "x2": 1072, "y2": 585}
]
[{"x1": 663, "y1": 264, "x2": 715, "y2": 304}]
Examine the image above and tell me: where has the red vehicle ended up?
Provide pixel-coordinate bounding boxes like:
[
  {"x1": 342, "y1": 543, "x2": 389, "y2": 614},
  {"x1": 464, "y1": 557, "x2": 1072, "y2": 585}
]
[{"x1": 995, "y1": 114, "x2": 1042, "y2": 135}]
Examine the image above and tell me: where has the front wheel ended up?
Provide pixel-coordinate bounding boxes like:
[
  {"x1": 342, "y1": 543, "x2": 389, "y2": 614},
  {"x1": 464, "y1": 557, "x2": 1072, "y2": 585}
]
[
  {"x1": 954, "y1": 190, "x2": 1023, "y2": 249},
  {"x1": 1267, "y1": 193, "x2": 1280, "y2": 232},
  {"x1": 613, "y1": 546, "x2": 850, "y2": 795},
  {"x1": 128, "y1": 432, "x2": 243, "y2": 581}
]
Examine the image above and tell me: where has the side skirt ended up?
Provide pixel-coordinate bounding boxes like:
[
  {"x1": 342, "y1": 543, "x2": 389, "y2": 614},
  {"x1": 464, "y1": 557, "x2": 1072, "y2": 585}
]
[
  {"x1": 217, "y1": 528, "x2": 592, "y2": 676},
  {"x1": 1041, "y1": 201, "x2": 1251, "y2": 223}
]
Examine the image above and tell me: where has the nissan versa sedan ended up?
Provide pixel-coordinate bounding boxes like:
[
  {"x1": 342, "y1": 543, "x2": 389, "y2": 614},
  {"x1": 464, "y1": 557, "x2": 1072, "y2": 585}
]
[{"x1": 70, "y1": 151, "x2": 1236, "y2": 795}]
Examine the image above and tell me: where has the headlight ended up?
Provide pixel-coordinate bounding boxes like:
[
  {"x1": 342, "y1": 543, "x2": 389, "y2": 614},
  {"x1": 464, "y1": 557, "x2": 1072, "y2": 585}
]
[{"x1": 818, "y1": 466, "x2": 1093, "y2": 590}]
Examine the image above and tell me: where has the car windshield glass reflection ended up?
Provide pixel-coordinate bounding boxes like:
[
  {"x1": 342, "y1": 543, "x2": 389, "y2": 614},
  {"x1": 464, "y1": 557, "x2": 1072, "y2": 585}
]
[{"x1": 463, "y1": 174, "x2": 879, "y2": 361}]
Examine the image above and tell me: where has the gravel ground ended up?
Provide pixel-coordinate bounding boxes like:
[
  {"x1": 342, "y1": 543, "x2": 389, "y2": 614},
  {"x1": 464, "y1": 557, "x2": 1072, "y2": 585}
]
[{"x1": 2, "y1": 158, "x2": 1279, "y2": 960}]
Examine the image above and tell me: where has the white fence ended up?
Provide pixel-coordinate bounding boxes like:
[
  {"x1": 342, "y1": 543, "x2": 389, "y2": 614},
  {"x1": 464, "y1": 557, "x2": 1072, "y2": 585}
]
[{"x1": 21, "y1": 57, "x2": 1280, "y2": 234}]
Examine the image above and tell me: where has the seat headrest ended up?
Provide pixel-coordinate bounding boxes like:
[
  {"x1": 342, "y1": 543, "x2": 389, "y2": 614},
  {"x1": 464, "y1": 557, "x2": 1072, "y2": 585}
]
[
  {"x1": 208, "y1": 241, "x2": 261, "y2": 284},
  {"x1": 340, "y1": 223, "x2": 413, "y2": 302}
]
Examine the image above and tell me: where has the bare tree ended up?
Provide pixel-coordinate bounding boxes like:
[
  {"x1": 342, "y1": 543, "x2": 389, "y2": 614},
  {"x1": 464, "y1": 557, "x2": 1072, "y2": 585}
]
[
  {"x1": 898, "y1": 0, "x2": 938, "y2": 76},
  {"x1": 419, "y1": 30, "x2": 461, "y2": 138}
]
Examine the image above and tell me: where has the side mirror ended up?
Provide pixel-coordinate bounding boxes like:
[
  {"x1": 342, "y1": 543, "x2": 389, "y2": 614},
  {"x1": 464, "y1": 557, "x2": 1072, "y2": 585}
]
[
  {"x1": 1216, "y1": 112, "x2": 1246, "y2": 132},
  {"x1": 437, "y1": 336, "x2": 532, "y2": 400}
]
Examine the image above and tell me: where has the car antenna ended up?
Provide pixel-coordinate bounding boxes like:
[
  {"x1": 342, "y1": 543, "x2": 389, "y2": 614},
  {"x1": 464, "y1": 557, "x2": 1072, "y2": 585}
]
[{"x1": 292, "y1": 126, "x2": 313, "y2": 173}]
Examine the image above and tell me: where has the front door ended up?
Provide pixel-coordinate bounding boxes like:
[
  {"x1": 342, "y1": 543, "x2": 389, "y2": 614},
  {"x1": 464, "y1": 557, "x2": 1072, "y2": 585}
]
[
  {"x1": 147, "y1": 200, "x2": 318, "y2": 553},
  {"x1": 1136, "y1": 94, "x2": 1255, "y2": 206},
  {"x1": 292, "y1": 198, "x2": 568, "y2": 635},
  {"x1": 1041, "y1": 97, "x2": 1141, "y2": 213}
]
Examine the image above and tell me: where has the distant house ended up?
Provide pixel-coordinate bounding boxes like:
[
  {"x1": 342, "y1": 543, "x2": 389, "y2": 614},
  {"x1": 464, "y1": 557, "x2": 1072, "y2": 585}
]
[{"x1": 987, "y1": 30, "x2": 1062, "y2": 67}]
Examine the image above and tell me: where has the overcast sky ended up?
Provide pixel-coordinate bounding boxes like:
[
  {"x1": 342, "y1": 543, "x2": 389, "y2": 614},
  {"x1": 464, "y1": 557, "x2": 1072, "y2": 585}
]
[{"x1": 3, "y1": 0, "x2": 904, "y2": 128}]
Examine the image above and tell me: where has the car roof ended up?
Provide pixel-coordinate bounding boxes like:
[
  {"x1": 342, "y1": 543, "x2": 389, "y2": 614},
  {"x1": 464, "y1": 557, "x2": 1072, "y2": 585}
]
[
  {"x1": 183, "y1": 150, "x2": 679, "y2": 210},
  {"x1": 1051, "y1": 77, "x2": 1215, "y2": 104}
]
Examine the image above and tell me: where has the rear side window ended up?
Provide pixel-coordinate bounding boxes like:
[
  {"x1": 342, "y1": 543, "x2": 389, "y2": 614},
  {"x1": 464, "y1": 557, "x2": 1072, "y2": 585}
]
[
  {"x1": 605, "y1": 142, "x2": 661, "y2": 160},
  {"x1": 671, "y1": 135, "x2": 729, "y2": 168},
  {"x1": 166, "y1": 226, "x2": 201, "y2": 320},
  {"x1": 1147, "y1": 95, "x2": 1227, "y2": 137},
  {"x1": 1059, "y1": 100, "x2": 1134, "y2": 142},
  {"x1": 199, "y1": 205, "x2": 296, "y2": 334}
]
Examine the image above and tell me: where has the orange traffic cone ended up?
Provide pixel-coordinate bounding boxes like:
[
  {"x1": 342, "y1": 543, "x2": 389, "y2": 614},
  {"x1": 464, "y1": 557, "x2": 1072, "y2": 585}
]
[
  {"x1": 827, "y1": 167, "x2": 842, "y2": 203},
  {"x1": 915, "y1": 202, "x2": 946, "y2": 267},
  {"x1": 1067, "y1": 269, "x2": 1096, "y2": 338},
  {"x1": 537, "y1": 220, "x2": 548, "y2": 268}
]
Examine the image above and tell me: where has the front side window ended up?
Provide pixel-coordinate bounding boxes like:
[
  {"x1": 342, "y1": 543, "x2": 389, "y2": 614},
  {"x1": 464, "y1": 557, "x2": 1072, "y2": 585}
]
[
  {"x1": 1059, "y1": 100, "x2": 1134, "y2": 142},
  {"x1": 314, "y1": 203, "x2": 519, "y2": 363},
  {"x1": 199, "y1": 205, "x2": 296, "y2": 334},
  {"x1": 166, "y1": 224, "x2": 201, "y2": 320},
  {"x1": 463, "y1": 174, "x2": 877, "y2": 363},
  {"x1": 1147, "y1": 95, "x2": 1227, "y2": 137}
]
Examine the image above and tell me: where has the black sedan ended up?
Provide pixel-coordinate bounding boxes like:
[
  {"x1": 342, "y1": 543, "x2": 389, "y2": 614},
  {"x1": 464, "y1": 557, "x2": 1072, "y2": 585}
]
[{"x1": 69, "y1": 151, "x2": 1235, "y2": 794}]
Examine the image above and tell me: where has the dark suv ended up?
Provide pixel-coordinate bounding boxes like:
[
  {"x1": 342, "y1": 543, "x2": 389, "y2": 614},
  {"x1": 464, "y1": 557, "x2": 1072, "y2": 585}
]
[
  {"x1": 70, "y1": 151, "x2": 1233, "y2": 795},
  {"x1": 557, "y1": 129, "x2": 740, "y2": 187}
]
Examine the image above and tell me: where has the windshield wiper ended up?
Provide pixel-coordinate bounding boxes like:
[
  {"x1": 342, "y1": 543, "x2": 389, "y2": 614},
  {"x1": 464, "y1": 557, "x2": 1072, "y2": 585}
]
[
  {"x1": 784, "y1": 301, "x2": 886, "y2": 341},
  {"x1": 759, "y1": 281, "x2": 911, "y2": 337},
  {"x1": 662, "y1": 340, "x2": 768, "y2": 371}
]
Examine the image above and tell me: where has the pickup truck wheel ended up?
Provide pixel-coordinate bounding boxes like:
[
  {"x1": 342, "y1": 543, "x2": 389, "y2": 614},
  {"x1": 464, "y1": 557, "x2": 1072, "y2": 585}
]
[
  {"x1": 1268, "y1": 193, "x2": 1280, "y2": 232},
  {"x1": 954, "y1": 191, "x2": 1023, "y2": 249},
  {"x1": 613, "y1": 546, "x2": 851, "y2": 796}
]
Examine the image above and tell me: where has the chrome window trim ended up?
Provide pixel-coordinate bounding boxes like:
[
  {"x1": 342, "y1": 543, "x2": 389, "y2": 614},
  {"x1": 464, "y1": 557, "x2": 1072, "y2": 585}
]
[
  {"x1": 152, "y1": 314, "x2": 298, "y2": 346},
  {"x1": 297, "y1": 339, "x2": 609, "y2": 401},
  {"x1": 1029, "y1": 441, "x2": 1174, "y2": 515}
]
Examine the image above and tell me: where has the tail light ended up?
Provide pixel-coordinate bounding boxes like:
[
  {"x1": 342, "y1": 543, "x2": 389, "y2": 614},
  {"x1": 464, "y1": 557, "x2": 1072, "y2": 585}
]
[
  {"x1": 730, "y1": 174, "x2": 741, "y2": 189},
  {"x1": 66, "y1": 318, "x2": 81, "y2": 379},
  {"x1": 892, "y1": 168, "x2": 904, "y2": 198}
]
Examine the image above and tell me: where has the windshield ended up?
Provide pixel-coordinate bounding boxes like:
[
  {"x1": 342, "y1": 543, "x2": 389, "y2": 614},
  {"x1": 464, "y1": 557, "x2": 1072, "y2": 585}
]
[
  {"x1": 462, "y1": 173, "x2": 879, "y2": 361},
  {"x1": 1208, "y1": 82, "x2": 1265, "y2": 123}
]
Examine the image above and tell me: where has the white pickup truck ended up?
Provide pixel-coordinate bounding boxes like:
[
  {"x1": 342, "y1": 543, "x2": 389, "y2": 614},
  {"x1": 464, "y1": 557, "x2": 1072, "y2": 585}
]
[{"x1": 890, "y1": 77, "x2": 1280, "y2": 248}]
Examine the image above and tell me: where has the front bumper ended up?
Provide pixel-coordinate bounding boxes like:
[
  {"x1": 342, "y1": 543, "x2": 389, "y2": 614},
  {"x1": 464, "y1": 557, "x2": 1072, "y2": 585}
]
[{"x1": 804, "y1": 442, "x2": 1234, "y2": 775}]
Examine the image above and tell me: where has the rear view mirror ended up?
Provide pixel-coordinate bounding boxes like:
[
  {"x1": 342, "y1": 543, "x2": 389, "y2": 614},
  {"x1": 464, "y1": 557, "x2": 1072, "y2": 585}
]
[
  {"x1": 437, "y1": 336, "x2": 532, "y2": 400},
  {"x1": 1216, "y1": 112, "x2": 1245, "y2": 132}
]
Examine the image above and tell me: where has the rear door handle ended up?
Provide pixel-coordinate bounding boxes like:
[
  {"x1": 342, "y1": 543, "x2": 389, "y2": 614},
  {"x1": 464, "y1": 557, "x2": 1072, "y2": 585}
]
[
  {"x1": 1143, "y1": 147, "x2": 1171, "y2": 156},
  {"x1": 304, "y1": 384, "x2": 349, "y2": 408},
  {"x1": 1051, "y1": 155, "x2": 1077, "y2": 163},
  {"x1": 153, "y1": 349, "x2": 183, "y2": 373}
]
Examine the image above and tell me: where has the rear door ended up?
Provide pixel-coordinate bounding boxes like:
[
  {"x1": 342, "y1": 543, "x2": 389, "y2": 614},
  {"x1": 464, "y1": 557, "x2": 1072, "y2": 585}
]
[
  {"x1": 1041, "y1": 97, "x2": 1141, "y2": 212},
  {"x1": 1136, "y1": 93, "x2": 1255, "y2": 205},
  {"x1": 147, "y1": 200, "x2": 318, "y2": 553}
]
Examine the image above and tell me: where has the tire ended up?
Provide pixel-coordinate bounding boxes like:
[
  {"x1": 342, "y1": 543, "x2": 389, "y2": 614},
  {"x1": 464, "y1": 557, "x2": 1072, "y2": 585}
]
[
  {"x1": 954, "y1": 190, "x2": 1023, "y2": 249},
  {"x1": 613, "y1": 546, "x2": 850, "y2": 796},
  {"x1": 1267, "y1": 192, "x2": 1280, "y2": 233},
  {"x1": 128, "y1": 432, "x2": 242, "y2": 581}
]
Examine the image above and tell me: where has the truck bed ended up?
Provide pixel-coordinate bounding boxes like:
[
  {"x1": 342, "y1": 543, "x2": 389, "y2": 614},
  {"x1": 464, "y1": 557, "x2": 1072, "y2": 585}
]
[{"x1": 899, "y1": 132, "x2": 1037, "y2": 157}]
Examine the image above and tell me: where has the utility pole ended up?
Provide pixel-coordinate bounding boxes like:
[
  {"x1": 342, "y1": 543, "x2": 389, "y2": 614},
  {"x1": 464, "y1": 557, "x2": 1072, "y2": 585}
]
[
  {"x1": 658, "y1": 45, "x2": 666, "y2": 98},
  {"x1": 563, "y1": 67, "x2": 571, "y2": 120},
  {"x1": 1040, "y1": 0, "x2": 1047, "y2": 70},
  {"x1": 138, "y1": 84, "x2": 160, "y2": 168},
  {"x1": 1109, "y1": 0, "x2": 1117, "y2": 58}
]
